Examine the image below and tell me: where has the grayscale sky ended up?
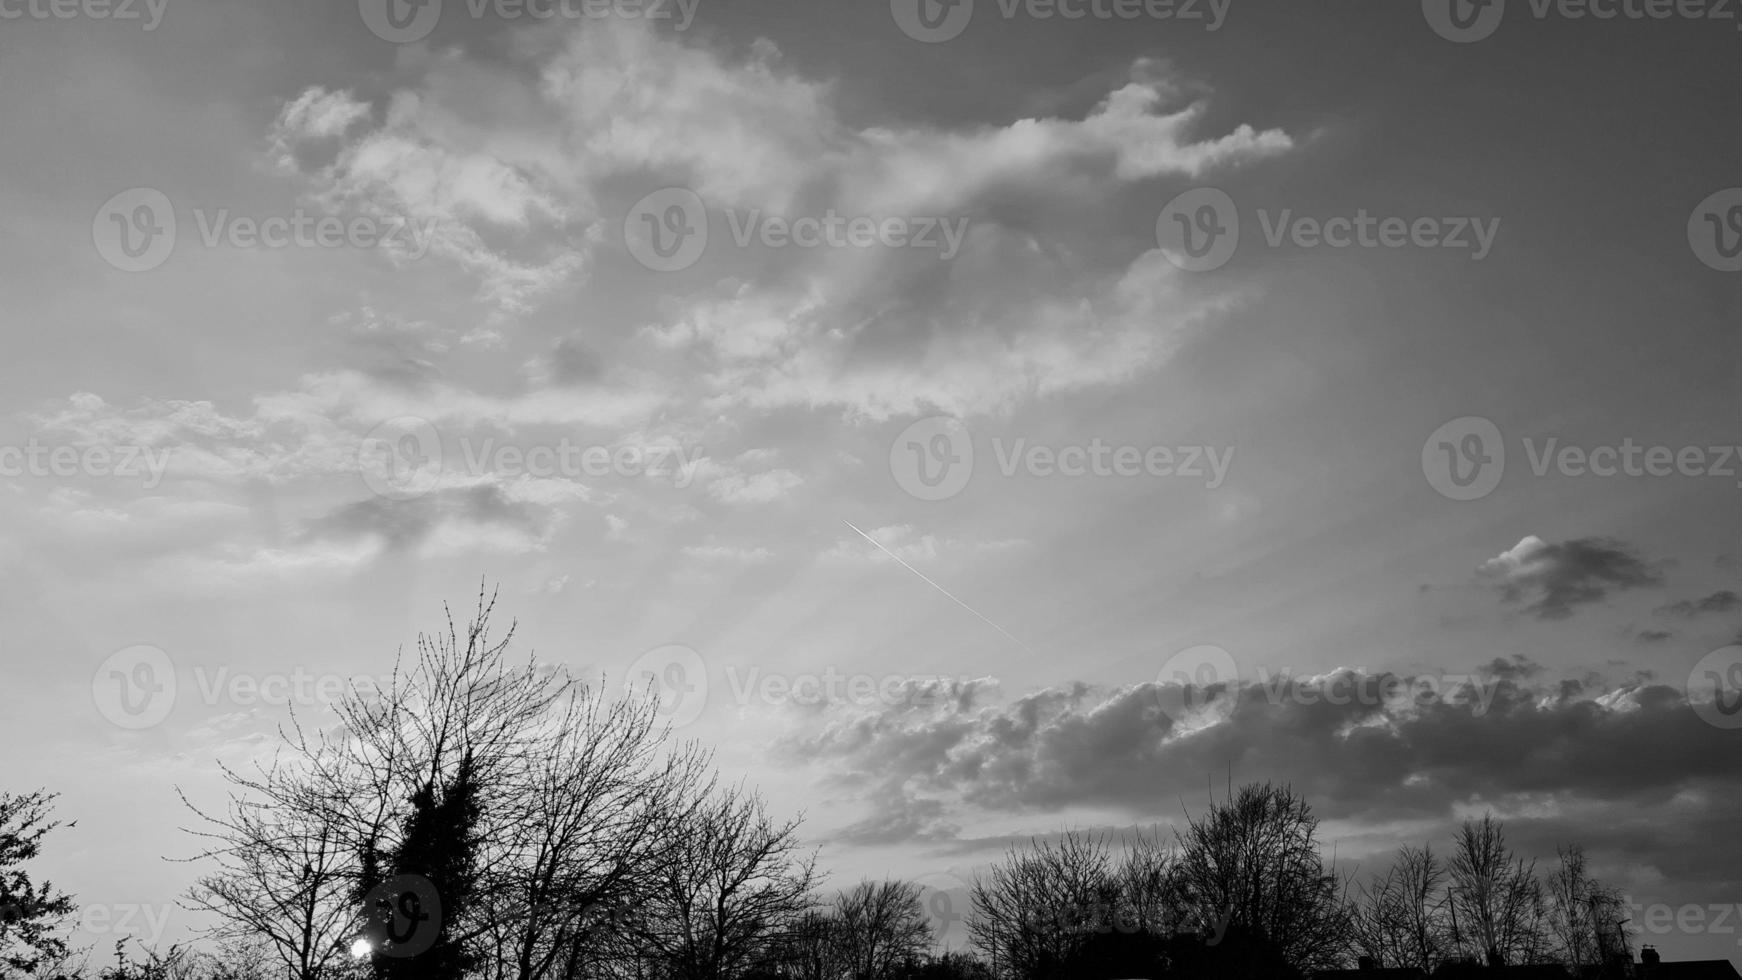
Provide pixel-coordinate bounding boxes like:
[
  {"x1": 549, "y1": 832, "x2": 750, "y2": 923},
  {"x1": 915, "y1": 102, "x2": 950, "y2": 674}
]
[{"x1": 1, "y1": 0, "x2": 1740, "y2": 966}]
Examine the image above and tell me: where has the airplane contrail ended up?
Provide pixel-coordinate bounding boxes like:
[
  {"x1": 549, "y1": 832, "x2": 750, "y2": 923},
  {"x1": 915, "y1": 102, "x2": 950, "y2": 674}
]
[{"x1": 842, "y1": 519, "x2": 1038, "y2": 657}]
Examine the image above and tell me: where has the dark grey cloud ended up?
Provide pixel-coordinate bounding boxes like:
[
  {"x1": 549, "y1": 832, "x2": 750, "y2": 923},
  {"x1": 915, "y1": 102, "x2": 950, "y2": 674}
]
[
  {"x1": 1654, "y1": 590, "x2": 1741, "y2": 618},
  {"x1": 779, "y1": 666, "x2": 1740, "y2": 847},
  {"x1": 835, "y1": 796, "x2": 960, "y2": 847},
  {"x1": 526, "y1": 334, "x2": 603, "y2": 387},
  {"x1": 1477, "y1": 536, "x2": 1664, "y2": 620},
  {"x1": 1480, "y1": 654, "x2": 1542, "y2": 681},
  {"x1": 303, "y1": 485, "x2": 549, "y2": 551},
  {"x1": 331, "y1": 308, "x2": 451, "y2": 384}
]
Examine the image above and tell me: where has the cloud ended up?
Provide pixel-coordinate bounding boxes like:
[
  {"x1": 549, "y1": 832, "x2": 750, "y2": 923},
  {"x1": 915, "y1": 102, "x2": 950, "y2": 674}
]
[
  {"x1": 835, "y1": 795, "x2": 960, "y2": 847},
  {"x1": 870, "y1": 69, "x2": 1292, "y2": 196},
  {"x1": 777, "y1": 676, "x2": 1002, "y2": 844},
  {"x1": 263, "y1": 21, "x2": 1286, "y2": 419},
  {"x1": 150, "y1": 539, "x2": 385, "y2": 591},
  {"x1": 663, "y1": 246, "x2": 1248, "y2": 422},
  {"x1": 25, "y1": 19, "x2": 1293, "y2": 596},
  {"x1": 302, "y1": 483, "x2": 559, "y2": 556},
  {"x1": 1654, "y1": 590, "x2": 1741, "y2": 618},
  {"x1": 268, "y1": 78, "x2": 586, "y2": 319},
  {"x1": 540, "y1": 25, "x2": 838, "y2": 211},
  {"x1": 37, "y1": 489, "x2": 249, "y2": 550},
  {"x1": 327, "y1": 307, "x2": 456, "y2": 384},
  {"x1": 1478, "y1": 654, "x2": 1543, "y2": 682},
  {"x1": 523, "y1": 333, "x2": 604, "y2": 387},
  {"x1": 36, "y1": 371, "x2": 668, "y2": 487},
  {"x1": 776, "y1": 666, "x2": 1739, "y2": 847},
  {"x1": 1477, "y1": 535, "x2": 1664, "y2": 620},
  {"x1": 704, "y1": 466, "x2": 804, "y2": 504},
  {"x1": 269, "y1": 87, "x2": 372, "y2": 165}
]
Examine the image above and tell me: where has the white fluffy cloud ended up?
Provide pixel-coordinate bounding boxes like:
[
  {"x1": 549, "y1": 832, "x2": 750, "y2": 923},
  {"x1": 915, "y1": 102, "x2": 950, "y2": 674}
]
[
  {"x1": 17, "y1": 18, "x2": 1292, "y2": 595},
  {"x1": 261, "y1": 21, "x2": 1287, "y2": 418}
]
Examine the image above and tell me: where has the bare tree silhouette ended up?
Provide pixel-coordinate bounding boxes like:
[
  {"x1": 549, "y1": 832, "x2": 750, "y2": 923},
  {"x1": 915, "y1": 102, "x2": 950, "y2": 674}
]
[
  {"x1": 182, "y1": 587, "x2": 722, "y2": 980},
  {"x1": 1350, "y1": 845, "x2": 1452, "y2": 972},
  {"x1": 612, "y1": 783, "x2": 817, "y2": 980},
  {"x1": 1446, "y1": 816, "x2": 1549, "y2": 967},
  {"x1": 1172, "y1": 783, "x2": 1351, "y2": 976},
  {"x1": 831, "y1": 880, "x2": 934, "y2": 980},
  {"x1": 1543, "y1": 845, "x2": 1629, "y2": 971}
]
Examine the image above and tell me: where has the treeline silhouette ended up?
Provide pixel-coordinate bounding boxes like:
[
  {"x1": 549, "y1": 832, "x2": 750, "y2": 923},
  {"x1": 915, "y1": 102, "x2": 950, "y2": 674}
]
[{"x1": 0, "y1": 595, "x2": 1635, "y2": 980}]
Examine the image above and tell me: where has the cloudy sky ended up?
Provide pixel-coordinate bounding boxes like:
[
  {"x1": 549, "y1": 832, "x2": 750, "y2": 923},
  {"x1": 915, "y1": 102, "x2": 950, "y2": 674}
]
[{"x1": 2, "y1": 0, "x2": 1741, "y2": 965}]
